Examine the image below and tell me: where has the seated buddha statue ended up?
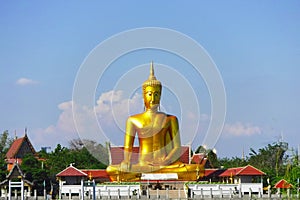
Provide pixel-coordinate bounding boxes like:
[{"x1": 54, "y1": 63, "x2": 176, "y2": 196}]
[{"x1": 106, "y1": 62, "x2": 205, "y2": 182}]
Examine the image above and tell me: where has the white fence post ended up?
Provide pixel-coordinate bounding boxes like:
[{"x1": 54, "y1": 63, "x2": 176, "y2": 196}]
[
  {"x1": 238, "y1": 184, "x2": 242, "y2": 198},
  {"x1": 69, "y1": 189, "x2": 72, "y2": 200},
  {"x1": 166, "y1": 188, "x2": 169, "y2": 199},
  {"x1": 229, "y1": 188, "x2": 233, "y2": 198},
  {"x1": 258, "y1": 188, "x2": 262, "y2": 198}
]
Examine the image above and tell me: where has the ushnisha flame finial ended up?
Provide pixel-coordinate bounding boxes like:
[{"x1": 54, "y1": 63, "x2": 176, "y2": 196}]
[
  {"x1": 142, "y1": 61, "x2": 162, "y2": 91},
  {"x1": 149, "y1": 61, "x2": 155, "y2": 79}
]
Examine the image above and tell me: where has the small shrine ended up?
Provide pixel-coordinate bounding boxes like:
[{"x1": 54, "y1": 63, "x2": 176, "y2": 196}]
[{"x1": 0, "y1": 162, "x2": 33, "y2": 200}]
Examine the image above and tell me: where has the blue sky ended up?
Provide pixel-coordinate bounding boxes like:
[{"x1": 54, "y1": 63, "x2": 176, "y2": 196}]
[{"x1": 0, "y1": 1, "x2": 299, "y2": 158}]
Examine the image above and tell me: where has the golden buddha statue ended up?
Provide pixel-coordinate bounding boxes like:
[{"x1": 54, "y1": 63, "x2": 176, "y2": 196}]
[{"x1": 106, "y1": 62, "x2": 205, "y2": 182}]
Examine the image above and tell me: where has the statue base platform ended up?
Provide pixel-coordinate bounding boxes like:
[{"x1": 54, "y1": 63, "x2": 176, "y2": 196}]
[{"x1": 107, "y1": 163, "x2": 204, "y2": 182}]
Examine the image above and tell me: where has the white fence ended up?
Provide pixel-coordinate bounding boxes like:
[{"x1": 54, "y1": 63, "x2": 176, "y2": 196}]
[
  {"x1": 60, "y1": 184, "x2": 140, "y2": 199},
  {"x1": 187, "y1": 183, "x2": 263, "y2": 198},
  {"x1": 60, "y1": 182, "x2": 263, "y2": 199},
  {"x1": 240, "y1": 182, "x2": 263, "y2": 193}
]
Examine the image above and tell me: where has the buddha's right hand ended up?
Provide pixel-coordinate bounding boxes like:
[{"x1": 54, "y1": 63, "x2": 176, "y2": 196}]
[{"x1": 120, "y1": 161, "x2": 131, "y2": 172}]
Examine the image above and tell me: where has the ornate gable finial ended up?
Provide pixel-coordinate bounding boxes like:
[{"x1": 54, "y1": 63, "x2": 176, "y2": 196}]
[{"x1": 14, "y1": 130, "x2": 17, "y2": 140}]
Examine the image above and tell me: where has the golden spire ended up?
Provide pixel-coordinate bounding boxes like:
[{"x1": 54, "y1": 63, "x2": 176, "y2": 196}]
[
  {"x1": 143, "y1": 61, "x2": 161, "y2": 91},
  {"x1": 149, "y1": 61, "x2": 155, "y2": 80}
]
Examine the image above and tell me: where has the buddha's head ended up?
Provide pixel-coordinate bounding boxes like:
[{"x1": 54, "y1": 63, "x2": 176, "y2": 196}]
[{"x1": 142, "y1": 62, "x2": 162, "y2": 110}]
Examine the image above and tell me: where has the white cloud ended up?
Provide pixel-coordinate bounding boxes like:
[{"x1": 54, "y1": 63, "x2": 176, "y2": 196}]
[
  {"x1": 16, "y1": 78, "x2": 38, "y2": 85},
  {"x1": 223, "y1": 122, "x2": 261, "y2": 136},
  {"x1": 31, "y1": 90, "x2": 143, "y2": 149}
]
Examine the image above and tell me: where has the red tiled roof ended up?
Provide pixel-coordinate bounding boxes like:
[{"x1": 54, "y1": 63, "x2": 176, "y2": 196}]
[
  {"x1": 6, "y1": 137, "x2": 24, "y2": 159},
  {"x1": 109, "y1": 146, "x2": 190, "y2": 165},
  {"x1": 56, "y1": 165, "x2": 87, "y2": 177},
  {"x1": 179, "y1": 146, "x2": 190, "y2": 164},
  {"x1": 274, "y1": 179, "x2": 293, "y2": 189},
  {"x1": 6, "y1": 134, "x2": 36, "y2": 159},
  {"x1": 237, "y1": 165, "x2": 265, "y2": 176},
  {"x1": 204, "y1": 169, "x2": 218, "y2": 177},
  {"x1": 191, "y1": 153, "x2": 206, "y2": 164},
  {"x1": 219, "y1": 167, "x2": 242, "y2": 177},
  {"x1": 81, "y1": 169, "x2": 110, "y2": 179},
  {"x1": 109, "y1": 147, "x2": 139, "y2": 165},
  {"x1": 219, "y1": 165, "x2": 265, "y2": 177}
]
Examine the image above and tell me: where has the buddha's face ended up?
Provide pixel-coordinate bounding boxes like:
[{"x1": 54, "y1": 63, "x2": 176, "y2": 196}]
[{"x1": 143, "y1": 85, "x2": 161, "y2": 109}]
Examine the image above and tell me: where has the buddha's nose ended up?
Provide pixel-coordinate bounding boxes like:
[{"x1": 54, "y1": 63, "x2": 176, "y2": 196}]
[{"x1": 151, "y1": 95, "x2": 155, "y2": 101}]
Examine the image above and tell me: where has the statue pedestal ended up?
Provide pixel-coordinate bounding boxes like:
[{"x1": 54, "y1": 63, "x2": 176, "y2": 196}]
[{"x1": 107, "y1": 163, "x2": 204, "y2": 182}]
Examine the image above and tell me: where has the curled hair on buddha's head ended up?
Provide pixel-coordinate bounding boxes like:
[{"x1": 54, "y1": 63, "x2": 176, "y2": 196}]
[{"x1": 142, "y1": 61, "x2": 162, "y2": 94}]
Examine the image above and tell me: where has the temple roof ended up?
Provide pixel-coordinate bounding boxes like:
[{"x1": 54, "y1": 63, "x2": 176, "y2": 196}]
[
  {"x1": 204, "y1": 168, "x2": 225, "y2": 177},
  {"x1": 81, "y1": 169, "x2": 109, "y2": 180},
  {"x1": 0, "y1": 163, "x2": 34, "y2": 186},
  {"x1": 109, "y1": 146, "x2": 139, "y2": 165},
  {"x1": 6, "y1": 134, "x2": 36, "y2": 159},
  {"x1": 56, "y1": 165, "x2": 109, "y2": 181},
  {"x1": 56, "y1": 164, "x2": 87, "y2": 177},
  {"x1": 274, "y1": 179, "x2": 293, "y2": 189},
  {"x1": 219, "y1": 165, "x2": 265, "y2": 177},
  {"x1": 6, "y1": 162, "x2": 25, "y2": 179},
  {"x1": 191, "y1": 153, "x2": 205, "y2": 164}
]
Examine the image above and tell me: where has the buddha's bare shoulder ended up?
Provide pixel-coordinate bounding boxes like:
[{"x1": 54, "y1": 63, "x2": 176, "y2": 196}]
[
  {"x1": 166, "y1": 114, "x2": 178, "y2": 121},
  {"x1": 126, "y1": 113, "x2": 145, "y2": 126},
  {"x1": 157, "y1": 112, "x2": 179, "y2": 123},
  {"x1": 127, "y1": 113, "x2": 144, "y2": 120}
]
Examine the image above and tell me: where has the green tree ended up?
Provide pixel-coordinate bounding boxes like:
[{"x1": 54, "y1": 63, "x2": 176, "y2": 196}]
[
  {"x1": 248, "y1": 141, "x2": 288, "y2": 185},
  {"x1": 44, "y1": 140, "x2": 107, "y2": 179},
  {"x1": 0, "y1": 130, "x2": 13, "y2": 181},
  {"x1": 69, "y1": 138, "x2": 109, "y2": 167},
  {"x1": 195, "y1": 145, "x2": 219, "y2": 168},
  {"x1": 219, "y1": 156, "x2": 248, "y2": 168},
  {"x1": 195, "y1": 145, "x2": 207, "y2": 154},
  {"x1": 44, "y1": 144, "x2": 72, "y2": 178},
  {"x1": 21, "y1": 154, "x2": 48, "y2": 195},
  {"x1": 283, "y1": 148, "x2": 300, "y2": 188}
]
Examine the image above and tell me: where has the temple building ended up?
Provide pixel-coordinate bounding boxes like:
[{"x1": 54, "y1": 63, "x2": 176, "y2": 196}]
[{"x1": 5, "y1": 133, "x2": 37, "y2": 171}]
